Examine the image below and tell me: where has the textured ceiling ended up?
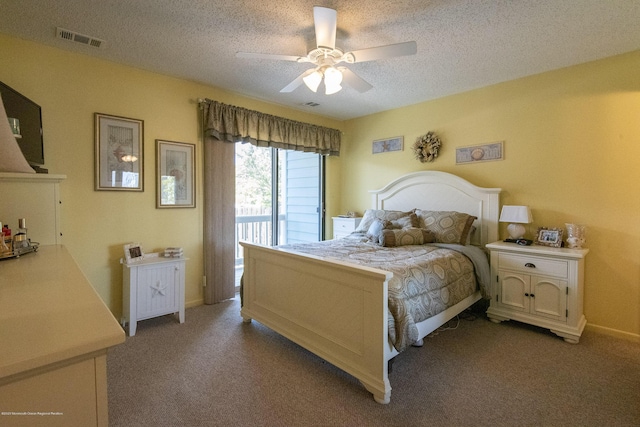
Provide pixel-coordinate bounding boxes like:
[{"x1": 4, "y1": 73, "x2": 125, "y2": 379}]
[{"x1": 1, "y1": 0, "x2": 640, "y2": 120}]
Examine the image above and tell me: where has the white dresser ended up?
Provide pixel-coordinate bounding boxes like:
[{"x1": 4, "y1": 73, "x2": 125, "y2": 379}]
[
  {"x1": 332, "y1": 216, "x2": 362, "y2": 239},
  {"x1": 486, "y1": 241, "x2": 589, "y2": 343},
  {"x1": 1, "y1": 173, "x2": 124, "y2": 426},
  {"x1": 122, "y1": 254, "x2": 187, "y2": 336},
  {"x1": 0, "y1": 245, "x2": 124, "y2": 426}
]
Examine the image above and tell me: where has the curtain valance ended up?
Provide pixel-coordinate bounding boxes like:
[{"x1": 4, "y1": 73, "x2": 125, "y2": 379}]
[{"x1": 201, "y1": 99, "x2": 340, "y2": 156}]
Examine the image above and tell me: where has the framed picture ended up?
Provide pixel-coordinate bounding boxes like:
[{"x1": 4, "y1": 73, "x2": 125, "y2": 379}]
[
  {"x1": 535, "y1": 227, "x2": 564, "y2": 247},
  {"x1": 372, "y1": 136, "x2": 403, "y2": 154},
  {"x1": 95, "y1": 113, "x2": 144, "y2": 191},
  {"x1": 123, "y1": 242, "x2": 144, "y2": 264},
  {"x1": 156, "y1": 140, "x2": 195, "y2": 208},
  {"x1": 456, "y1": 141, "x2": 504, "y2": 164}
]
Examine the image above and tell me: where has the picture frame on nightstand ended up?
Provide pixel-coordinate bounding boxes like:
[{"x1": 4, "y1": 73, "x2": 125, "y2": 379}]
[
  {"x1": 123, "y1": 242, "x2": 144, "y2": 264},
  {"x1": 535, "y1": 227, "x2": 563, "y2": 247}
]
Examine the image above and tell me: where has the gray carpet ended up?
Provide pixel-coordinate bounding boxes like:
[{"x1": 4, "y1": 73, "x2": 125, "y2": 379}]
[{"x1": 108, "y1": 297, "x2": 640, "y2": 427}]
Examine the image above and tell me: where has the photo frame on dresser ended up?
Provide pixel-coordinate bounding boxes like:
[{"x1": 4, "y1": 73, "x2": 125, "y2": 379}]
[
  {"x1": 95, "y1": 113, "x2": 144, "y2": 191},
  {"x1": 535, "y1": 227, "x2": 563, "y2": 247}
]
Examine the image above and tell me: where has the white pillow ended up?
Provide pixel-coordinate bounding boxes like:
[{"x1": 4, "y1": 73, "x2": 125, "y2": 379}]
[{"x1": 355, "y1": 209, "x2": 414, "y2": 233}]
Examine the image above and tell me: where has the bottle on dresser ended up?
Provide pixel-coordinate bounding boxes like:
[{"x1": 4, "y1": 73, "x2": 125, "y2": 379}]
[{"x1": 1, "y1": 222, "x2": 12, "y2": 255}]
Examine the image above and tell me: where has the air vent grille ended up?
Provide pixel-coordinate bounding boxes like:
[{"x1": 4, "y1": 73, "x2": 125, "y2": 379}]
[
  {"x1": 56, "y1": 27, "x2": 105, "y2": 48},
  {"x1": 304, "y1": 102, "x2": 320, "y2": 107}
]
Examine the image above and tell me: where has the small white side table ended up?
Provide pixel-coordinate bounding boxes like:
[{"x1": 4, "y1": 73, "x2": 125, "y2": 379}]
[
  {"x1": 121, "y1": 253, "x2": 187, "y2": 336},
  {"x1": 332, "y1": 216, "x2": 362, "y2": 239}
]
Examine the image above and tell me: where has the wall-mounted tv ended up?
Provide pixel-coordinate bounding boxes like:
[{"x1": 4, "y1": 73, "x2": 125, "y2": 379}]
[{"x1": 0, "y1": 81, "x2": 44, "y2": 167}]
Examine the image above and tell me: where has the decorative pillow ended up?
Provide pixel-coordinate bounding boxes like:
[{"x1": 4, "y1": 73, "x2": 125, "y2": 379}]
[
  {"x1": 414, "y1": 210, "x2": 477, "y2": 245},
  {"x1": 379, "y1": 227, "x2": 435, "y2": 247},
  {"x1": 366, "y1": 219, "x2": 391, "y2": 244},
  {"x1": 355, "y1": 209, "x2": 414, "y2": 233},
  {"x1": 389, "y1": 212, "x2": 419, "y2": 229}
]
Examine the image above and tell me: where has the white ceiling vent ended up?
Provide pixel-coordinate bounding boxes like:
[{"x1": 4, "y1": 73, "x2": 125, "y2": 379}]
[{"x1": 56, "y1": 27, "x2": 105, "y2": 48}]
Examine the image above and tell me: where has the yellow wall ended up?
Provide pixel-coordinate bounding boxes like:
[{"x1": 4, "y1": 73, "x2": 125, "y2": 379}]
[
  {"x1": 342, "y1": 51, "x2": 640, "y2": 340},
  {"x1": 2, "y1": 32, "x2": 639, "y2": 340},
  {"x1": 0, "y1": 34, "x2": 343, "y2": 317}
]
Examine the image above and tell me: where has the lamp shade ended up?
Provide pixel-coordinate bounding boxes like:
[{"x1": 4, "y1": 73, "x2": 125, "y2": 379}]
[
  {"x1": 0, "y1": 93, "x2": 35, "y2": 173},
  {"x1": 499, "y1": 205, "x2": 532, "y2": 240},
  {"x1": 499, "y1": 205, "x2": 533, "y2": 224}
]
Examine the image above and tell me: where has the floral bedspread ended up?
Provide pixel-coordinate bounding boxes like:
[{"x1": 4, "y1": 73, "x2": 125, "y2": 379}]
[{"x1": 278, "y1": 234, "x2": 489, "y2": 352}]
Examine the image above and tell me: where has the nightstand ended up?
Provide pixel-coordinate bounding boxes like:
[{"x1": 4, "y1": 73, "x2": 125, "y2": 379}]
[
  {"x1": 485, "y1": 241, "x2": 589, "y2": 343},
  {"x1": 332, "y1": 216, "x2": 362, "y2": 239},
  {"x1": 122, "y1": 254, "x2": 187, "y2": 336}
]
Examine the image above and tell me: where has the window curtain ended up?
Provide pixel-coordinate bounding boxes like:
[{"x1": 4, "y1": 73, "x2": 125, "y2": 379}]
[{"x1": 200, "y1": 99, "x2": 340, "y2": 304}]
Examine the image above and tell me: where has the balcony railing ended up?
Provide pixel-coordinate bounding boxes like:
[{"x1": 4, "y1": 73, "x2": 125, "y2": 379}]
[{"x1": 235, "y1": 213, "x2": 285, "y2": 265}]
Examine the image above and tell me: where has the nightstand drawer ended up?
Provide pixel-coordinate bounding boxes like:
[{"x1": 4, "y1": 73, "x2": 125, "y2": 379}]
[
  {"x1": 334, "y1": 218, "x2": 358, "y2": 231},
  {"x1": 498, "y1": 252, "x2": 568, "y2": 278},
  {"x1": 332, "y1": 217, "x2": 362, "y2": 240}
]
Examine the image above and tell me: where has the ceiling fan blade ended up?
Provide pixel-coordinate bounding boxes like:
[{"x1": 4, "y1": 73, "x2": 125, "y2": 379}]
[
  {"x1": 338, "y1": 67, "x2": 373, "y2": 93},
  {"x1": 280, "y1": 69, "x2": 315, "y2": 93},
  {"x1": 314, "y1": 6, "x2": 337, "y2": 50},
  {"x1": 236, "y1": 51, "x2": 305, "y2": 62},
  {"x1": 347, "y1": 41, "x2": 417, "y2": 63}
]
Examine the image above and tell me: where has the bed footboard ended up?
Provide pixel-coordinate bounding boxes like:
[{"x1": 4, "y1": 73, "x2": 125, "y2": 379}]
[{"x1": 240, "y1": 241, "x2": 395, "y2": 404}]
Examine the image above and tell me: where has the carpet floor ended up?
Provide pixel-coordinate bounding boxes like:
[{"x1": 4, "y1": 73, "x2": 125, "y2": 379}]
[{"x1": 108, "y1": 297, "x2": 640, "y2": 427}]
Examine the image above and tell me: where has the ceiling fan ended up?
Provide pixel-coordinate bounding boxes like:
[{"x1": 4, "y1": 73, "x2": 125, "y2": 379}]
[{"x1": 236, "y1": 6, "x2": 417, "y2": 95}]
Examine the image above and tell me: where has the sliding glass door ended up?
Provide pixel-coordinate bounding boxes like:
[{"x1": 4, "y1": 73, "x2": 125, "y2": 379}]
[
  {"x1": 235, "y1": 143, "x2": 324, "y2": 285},
  {"x1": 282, "y1": 149, "x2": 324, "y2": 244}
]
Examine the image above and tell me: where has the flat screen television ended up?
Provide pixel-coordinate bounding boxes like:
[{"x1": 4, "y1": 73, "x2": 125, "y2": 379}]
[{"x1": 0, "y1": 81, "x2": 44, "y2": 167}]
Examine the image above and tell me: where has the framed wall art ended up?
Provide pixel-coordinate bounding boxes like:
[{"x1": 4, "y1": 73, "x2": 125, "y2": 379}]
[
  {"x1": 156, "y1": 140, "x2": 195, "y2": 208},
  {"x1": 95, "y1": 113, "x2": 144, "y2": 191},
  {"x1": 456, "y1": 141, "x2": 504, "y2": 165},
  {"x1": 535, "y1": 227, "x2": 564, "y2": 248},
  {"x1": 372, "y1": 136, "x2": 403, "y2": 154}
]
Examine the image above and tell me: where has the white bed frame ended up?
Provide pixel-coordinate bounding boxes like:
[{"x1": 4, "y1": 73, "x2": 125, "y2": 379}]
[{"x1": 240, "y1": 171, "x2": 501, "y2": 404}]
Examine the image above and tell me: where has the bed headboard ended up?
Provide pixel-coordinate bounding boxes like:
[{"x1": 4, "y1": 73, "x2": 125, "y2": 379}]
[{"x1": 370, "y1": 171, "x2": 501, "y2": 247}]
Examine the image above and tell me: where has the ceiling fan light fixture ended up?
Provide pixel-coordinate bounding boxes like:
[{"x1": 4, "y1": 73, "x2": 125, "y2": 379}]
[
  {"x1": 303, "y1": 70, "x2": 322, "y2": 92},
  {"x1": 325, "y1": 83, "x2": 342, "y2": 95},
  {"x1": 238, "y1": 7, "x2": 417, "y2": 96},
  {"x1": 323, "y1": 66, "x2": 343, "y2": 94}
]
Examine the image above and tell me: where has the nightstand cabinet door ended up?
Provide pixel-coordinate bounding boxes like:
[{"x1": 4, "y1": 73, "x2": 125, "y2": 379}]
[
  {"x1": 498, "y1": 272, "x2": 529, "y2": 313},
  {"x1": 486, "y1": 241, "x2": 588, "y2": 343},
  {"x1": 530, "y1": 276, "x2": 567, "y2": 321},
  {"x1": 497, "y1": 272, "x2": 567, "y2": 322},
  {"x1": 136, "y1": 263, "x2": 180, "y2": 320}
]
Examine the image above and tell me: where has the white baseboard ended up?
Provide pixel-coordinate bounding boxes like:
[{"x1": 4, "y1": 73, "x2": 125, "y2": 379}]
[
  {"x1": 585, "y1": 323, "x2": 640, "y2": 343},
  {"x1": 186, "y1": 298, "x2": 204, "y2": 309}
]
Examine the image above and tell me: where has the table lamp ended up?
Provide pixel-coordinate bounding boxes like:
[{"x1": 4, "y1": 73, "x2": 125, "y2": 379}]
[{"x1": 499, "y1": 205, "x2": 533, "y2": 240}]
